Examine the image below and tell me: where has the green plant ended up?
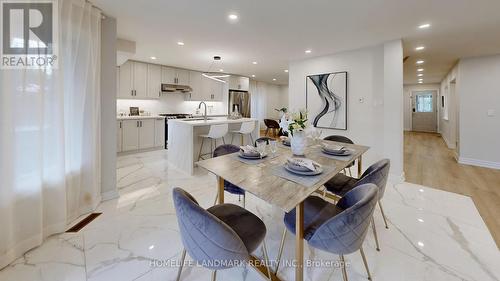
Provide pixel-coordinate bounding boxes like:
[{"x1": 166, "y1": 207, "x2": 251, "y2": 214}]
[
  {"x1": 274, "y1": 107, "x2": 288, "y2": 113},
  {"x1": 288, "y1": 110, "x2": 308, "y2": 136}
]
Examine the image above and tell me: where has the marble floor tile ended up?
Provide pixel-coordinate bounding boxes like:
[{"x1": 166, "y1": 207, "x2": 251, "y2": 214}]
[{"x1": 1, "y1": 149, "x2": 499, "y2": 281}]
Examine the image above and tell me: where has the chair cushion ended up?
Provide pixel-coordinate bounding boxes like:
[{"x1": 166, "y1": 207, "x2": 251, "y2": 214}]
[
  {"x1": 208, "y1": 204, "x2": 266, "y2": 254},
  {"x1": 283, "y1": 196, "x2": 344, "y2": 240},
  {"x1": 324, "y1": 173, "x2": 359, "y2": 197},
  {"x1": 224, "y1": 181, "x2": 245, "y2": 195}
]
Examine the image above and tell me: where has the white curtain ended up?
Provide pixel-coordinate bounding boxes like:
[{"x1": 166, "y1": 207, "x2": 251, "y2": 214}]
[{"x1": 0, "y1": 0, "x2": 101, "y2": 268}]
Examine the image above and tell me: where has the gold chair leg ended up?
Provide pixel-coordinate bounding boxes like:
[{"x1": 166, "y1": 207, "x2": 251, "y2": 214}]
[
  {"x1": 211, "y1": 270, "x2": 217, "y2": 281},
  {"x1": 176, "y1": 249, "x2": 186, "y2": 281},
  {"x1": 371, "y1": 217, "x2": 381, "y2": 251},
  {"x1": 222, "y1": 137, "x2": 225, "y2": 144},
  {"x1": 378, "y1": 201, "x2": 389, "y2": 229},
  {"x1": 339, "y1": 255, "x2": 348, "y2": 281},
  {"x1": 198, "y1": 138, "x2": 205, "y2": 161},
  {"x1": 265, "y1": 128, "x2": 269, "y2": 136},
  {"x1": 275, "y1": 228, "x2": 287, "y2": 274},
  {"x1": 213, "y1": 193, "x2": 219, "y2": 206},
  {"x1": 359, "y1": 246, "x2": 372, "y2": 280},
  {"x1": 262, "y1": 240, "x2": 272, "y2": 280}
]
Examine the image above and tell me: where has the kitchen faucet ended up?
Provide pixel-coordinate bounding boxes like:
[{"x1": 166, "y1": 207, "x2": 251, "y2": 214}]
[{"x1": 198, "y1": 101, "x2": 207, "y2": 121}]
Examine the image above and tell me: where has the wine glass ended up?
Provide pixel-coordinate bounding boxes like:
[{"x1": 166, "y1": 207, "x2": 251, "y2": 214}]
[
  {"x1": 310, "y1": 128, "x2": 322, "y2": 145},
  {"x1": 269, "y1": 140, "x2": 277, "y2": 156}
]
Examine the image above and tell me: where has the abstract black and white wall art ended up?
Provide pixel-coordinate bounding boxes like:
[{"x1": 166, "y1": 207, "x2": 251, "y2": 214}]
[{"x1": 306, "y1": 71, "x2": 348, "y2": 130}]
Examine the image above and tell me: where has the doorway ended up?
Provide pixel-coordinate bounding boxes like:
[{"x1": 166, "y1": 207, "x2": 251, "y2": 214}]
[{"x1": 411, "y1": 90, "x2": 438, "y2": 132}]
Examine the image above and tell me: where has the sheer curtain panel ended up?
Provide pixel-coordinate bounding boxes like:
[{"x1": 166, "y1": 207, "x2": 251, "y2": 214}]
[{"x1": 0, "y1": 0, "x2": 101, "y2": 268}]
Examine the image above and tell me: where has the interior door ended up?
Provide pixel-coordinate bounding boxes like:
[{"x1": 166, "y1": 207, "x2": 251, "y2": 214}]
[{"x1": 412, "y1": 91, "x2": 437, "y2": 132}]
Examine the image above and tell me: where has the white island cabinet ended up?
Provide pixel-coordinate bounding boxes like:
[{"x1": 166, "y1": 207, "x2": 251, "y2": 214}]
[{"x1": 168, "y1": 118, "x2": 260, "y2": 175}]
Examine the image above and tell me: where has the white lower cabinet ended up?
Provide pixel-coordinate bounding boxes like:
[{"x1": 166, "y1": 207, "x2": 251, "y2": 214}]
[
  {"x1": 121, "y1": 120, "x2": 140, "y2": 151},
  {"x1": 155, "y1": 118, "x2": 165, "y2": 147},
  {"x1": 118, "y1": 118, "x2": 165, "y2": 153}
]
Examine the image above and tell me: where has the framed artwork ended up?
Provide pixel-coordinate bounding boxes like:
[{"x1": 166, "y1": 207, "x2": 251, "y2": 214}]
[
  {"x1": 129, "y1": 107, "x2": 139, "y2": 116},
  {"x1": 306, "y1": 71, "x2": 348, "y2": 130}
]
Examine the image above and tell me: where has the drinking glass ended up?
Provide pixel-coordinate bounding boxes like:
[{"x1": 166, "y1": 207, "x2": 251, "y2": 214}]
[
  {"x1": 269, "y1": 140, "x2": 277, "y2": 156},
  {"x1": 256, "y1": 140, "x2": 267, "y2": 158}
]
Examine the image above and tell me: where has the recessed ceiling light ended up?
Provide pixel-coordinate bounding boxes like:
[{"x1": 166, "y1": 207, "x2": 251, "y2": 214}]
[
  {"x1": 415, "y1": 46, "x2": 425, "y2": 51},
  {"x1": 416, "y1": 60, "x2": 425, "y2": 64},
  {"x1": 418, "y1": 81, "x2": 423, "y2": 84},
  {"x1": 418, "y1": 79, "x2": 424, "y2": 82},
  {"x1": 177, "y1": 41, "x2": 185, "y2": 46},
  {"x1": 219, "y1": 69, "x2": 224, "y2": 72},
  {"x1": 417, "y1": 73, "x2": 424, "y2": 77},
  {"x1": 150, "y1": 56, "x2": 157, "y2": 60},
  {"x1": 252, "y1": 61, "x2": 258, "y2": 65},
  {"x1": 228, "y1": 14, "x2": 238, "y2": 20},
  {"x1": 305, "y1": 49, "x2": 312, "y2": 54},
  {"x1": 273, "y1": 78, "x2": 277, "y2": 81},
  {"x1": 418, "y1": 23, "x2": 431, "y2": 29},
  {"x1": 284, "y1": 69, "x2": 289, "y2": 73},
  {"x1": 417, "y1": 218, "x2": 424, "y2": 223},
  {"x1": 251, "y1": 74, "x2": 255, "y2": 78},
  {"x1": 417, "y1": 241, "x2": 425, "y2": 247},
  {"x1": 417, "y1": 68, "x2": 424, "y2": 72}
]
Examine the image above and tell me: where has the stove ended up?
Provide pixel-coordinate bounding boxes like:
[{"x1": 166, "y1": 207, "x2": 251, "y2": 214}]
[{"x1": 158, "y1": 114, "x2": 193, "y2": 149}]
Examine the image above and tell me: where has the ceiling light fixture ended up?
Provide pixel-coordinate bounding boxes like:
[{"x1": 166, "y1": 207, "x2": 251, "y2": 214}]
[
  {"x1": 219, "y1": 69, "x2": 224, "y2": 72},
  {"x1": 305, "y1": 49, "x2": 312, "y2": 54},
  {"x1": 202, "y1": 56, "x2": 229, "y2": 83},
  {"x1": 418, "y1": 81, "x2": 423, "y2": 84},
  {"x1": 252, "y1": 61, "x2": 258, "y2": 65},
  {"x1": 251, "y1": 74, "x2": 255, "y2": 78},
  {"x1": 273, "y1": 78, "x2": 276, "y2": 81},
  {"x1": 417, "y1": 68, "x2": 424, "y2": 72},
  {"x1": 417, "y1": 73, "x2": 424, "y2": 77},
  {"x1": 177, "y1": 41, "x2": 185, "y2": 46},
  {"x1": 228, "y1": 14, "x2": 238, "y2": 21},
  {"x1": 284, "y1": 69, "x2": 289, "y2": 73},
  {"x1": 416, "y1": 60, "x2": 425, "y2": 64},
  {"x1": 418, "y1": 23, "x2": 431, "y2": 29},
  {"x1": 150, "y1": 56, "x2": 157, "y2": 60},
  {"x1": 415, "y1": 46, "x2": 425, "y2": 51}
]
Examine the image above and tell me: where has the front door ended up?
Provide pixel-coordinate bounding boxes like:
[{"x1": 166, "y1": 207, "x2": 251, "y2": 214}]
[{"x1": 412, "y1": 91, "x2": 437, "y2": 132}]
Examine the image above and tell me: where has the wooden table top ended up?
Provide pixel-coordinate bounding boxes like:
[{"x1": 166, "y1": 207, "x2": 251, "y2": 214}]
[{"x1": 196, "y1": 140, "x2": 369, "y2": 212}]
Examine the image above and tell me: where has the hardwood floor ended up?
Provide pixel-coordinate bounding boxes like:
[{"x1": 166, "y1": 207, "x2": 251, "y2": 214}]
[{"x1": 404, "y1": 131, "x2": 500, "y2": 248}]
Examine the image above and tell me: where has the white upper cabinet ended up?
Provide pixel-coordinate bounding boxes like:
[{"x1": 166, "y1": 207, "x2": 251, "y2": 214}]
[
  {"x1": 133, "y1": 62, "x2": 148, "y2": 98},
  {"x1": 162, "y1": 66, "x2": 189, "y2": 85},
  {"x1": 118, "y1": 61, "x2": 152, "y2": 99},
  {"x1": 186, "y1": 71, "x2": 202, "y2": 101},
  {"x1": 147, "y1": 64, "x2": 161, "y2": 99},
  {"x1": 176, "y1": 69, "x2": 190, "y2": 85},
  {"x1": 161, "y1": 66, "x2": 176, "y2": 84},
  {"x1": 229, "y1": 76, "x2": 249, "y2": 91}
]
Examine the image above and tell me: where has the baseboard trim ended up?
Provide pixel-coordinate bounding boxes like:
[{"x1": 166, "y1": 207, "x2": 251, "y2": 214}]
[
  {"x1": 458, "y1": 157, "x2": 500, "y2": 170},
  {"x1": 389, "y1": 172, "x2": 406, "y2": 184},
  {"x1": 101, "y1": 189, "x2": 119, "y2": 201},
  {"x1": 440, "y1": 133, "x2": 455, "y2": 149}
]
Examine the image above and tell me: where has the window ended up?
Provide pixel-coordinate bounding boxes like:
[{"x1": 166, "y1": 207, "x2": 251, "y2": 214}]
[{"x1": 416, "y1": 93, "x2": 433, "y2": 113}]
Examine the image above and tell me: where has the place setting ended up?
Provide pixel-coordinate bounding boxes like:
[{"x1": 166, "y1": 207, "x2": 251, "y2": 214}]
[
  {"x1": 234, "y1": 140, "x2": 279, "y2": 164},
  {"x1": 319, "y1": 142, "x2": 357, "y2": 161},
  {"x1": 271, "y1": 157, "x2": 335, "y2": 187}
]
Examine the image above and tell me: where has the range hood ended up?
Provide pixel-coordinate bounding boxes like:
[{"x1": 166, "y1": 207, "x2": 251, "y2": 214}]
[{"x1": 161, "y1": 83, "x2": 192, "y2": 93}]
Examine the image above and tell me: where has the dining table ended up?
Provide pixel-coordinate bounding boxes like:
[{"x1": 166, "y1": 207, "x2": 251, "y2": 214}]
[{"x1": 196, "y1": 139, "x2": 370, "y2": 281}]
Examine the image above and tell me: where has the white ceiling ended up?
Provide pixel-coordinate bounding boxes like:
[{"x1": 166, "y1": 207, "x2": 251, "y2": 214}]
[{"x1": 93, "y1": 0, "x2": 500, "y2": 85}]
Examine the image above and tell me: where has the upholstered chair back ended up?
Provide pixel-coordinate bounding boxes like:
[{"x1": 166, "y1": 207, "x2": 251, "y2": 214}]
[
  {"x1": 323, "y1": 135, "x2": 354, "y2": 144},
  {"x1": 308, "y1": 184, "x2": 378, "y2": 255},
  {"x1": 172, "y1": 188, "x2": 249, "y2": 269},
  {"x1": 356, "y1": 159, "x2": 391, "y2": 198},
  {"x1": 213, "y1": 144, "x2": 240, "y2": 157}
]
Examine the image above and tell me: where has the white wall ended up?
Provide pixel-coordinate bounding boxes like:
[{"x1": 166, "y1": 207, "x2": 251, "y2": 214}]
[
  {"x1": 456, "y1": 55, "x2": 500, "y2": 168},
  {"x1": 439, "y1": 65, "x2": 458, "y2": 149},
  {"x1": 403, "y1": 84, "x2": 440, "y2": 131},
  {"x1": 100, "y1": 17, "x2": 118, "y2": 201},
  {"x1": 289, "y1": 40, "x2": 404, "y2": 180},
  {"x1": 250, "y1": 81, "x2": 289, "y2": 129}
]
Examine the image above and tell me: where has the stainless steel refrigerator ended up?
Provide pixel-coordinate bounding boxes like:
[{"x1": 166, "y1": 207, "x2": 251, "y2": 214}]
[{"x1": 228, "y1": 90, "x2": 251, "y2": 118}]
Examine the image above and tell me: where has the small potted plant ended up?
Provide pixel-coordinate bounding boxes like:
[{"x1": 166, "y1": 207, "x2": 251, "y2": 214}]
[{"x1": 283, "y1": 110, "x2": 308, "y2": 155}]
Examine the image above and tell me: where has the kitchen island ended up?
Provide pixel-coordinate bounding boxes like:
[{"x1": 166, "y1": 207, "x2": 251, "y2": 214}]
[{"x1": 168, "y1": 117, "x2": 260, "y2": 174}]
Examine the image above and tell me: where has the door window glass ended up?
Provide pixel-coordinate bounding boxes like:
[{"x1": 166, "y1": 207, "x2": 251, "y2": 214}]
[{"x1": 416, "y1": 94, "x2": 433, "y2": 113}]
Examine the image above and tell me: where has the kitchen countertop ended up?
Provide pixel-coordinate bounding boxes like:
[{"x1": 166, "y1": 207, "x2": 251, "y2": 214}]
[
  {"x1": 117, "y1": 116, "x2": 165, "y2": 120},
  {"x1": 170, "y1": 117, "x2": 257, "y2": 126}
]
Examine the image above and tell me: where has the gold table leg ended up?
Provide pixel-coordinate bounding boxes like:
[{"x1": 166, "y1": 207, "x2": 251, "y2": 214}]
[
  {"x1": 295, "y1": 201, "x2": 304, "y2": 281},
  {"x1": 357, "y1": 155, "x2": 363, "y2": 177},
  {"x1": 217, "y1": 176, "x2": 225, "y2": 204}
]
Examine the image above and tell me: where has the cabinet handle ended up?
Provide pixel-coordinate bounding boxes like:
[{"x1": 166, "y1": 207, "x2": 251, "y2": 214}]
[
  {"x1": 120, "y1": 122, "x2": 122, "y2": 129},
  {"x1": 140, "y1": 121, "x2": 142, "y2": 127}
]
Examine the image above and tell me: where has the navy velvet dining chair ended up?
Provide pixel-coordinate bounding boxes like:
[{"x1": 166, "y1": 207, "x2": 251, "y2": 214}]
[
  {"x1": 172, "y1": 188, "x2": 271, "y2": 281},
  {"x1": 323, "y1": 135, "x2": 356, "y2": 176},
  {"x1": 212, "y1": 144, "x2": 246, "y2": 207},
  {"x1": 275, "y1": 184, "x2": 379, "y2": 280},
  {"x1": 325, "y1": 159, "x2": 391, "y2": 251}
]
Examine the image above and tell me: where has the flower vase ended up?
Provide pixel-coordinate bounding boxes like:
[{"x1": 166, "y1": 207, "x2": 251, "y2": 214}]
[{"x1": 291, "y1": 130, "x2": 306, "y2": 156}]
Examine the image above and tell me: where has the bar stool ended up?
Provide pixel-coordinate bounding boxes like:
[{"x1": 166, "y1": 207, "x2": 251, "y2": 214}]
[
  {"x1": 198, "y1": 124, "x2": 228, "y2": 161},
  {"x1": 231, "y1": 121, "x2": 255, "y2": 145}
]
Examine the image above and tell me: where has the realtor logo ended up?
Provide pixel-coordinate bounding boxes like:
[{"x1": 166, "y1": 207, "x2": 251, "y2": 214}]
[{"x1": 1, "y1": 0, "x2": 58, "y2": 69}]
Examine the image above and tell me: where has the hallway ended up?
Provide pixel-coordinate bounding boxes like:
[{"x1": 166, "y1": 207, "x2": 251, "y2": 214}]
[{"x1": 404, "y1": 131, "x2": 500, "y2": 248}]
